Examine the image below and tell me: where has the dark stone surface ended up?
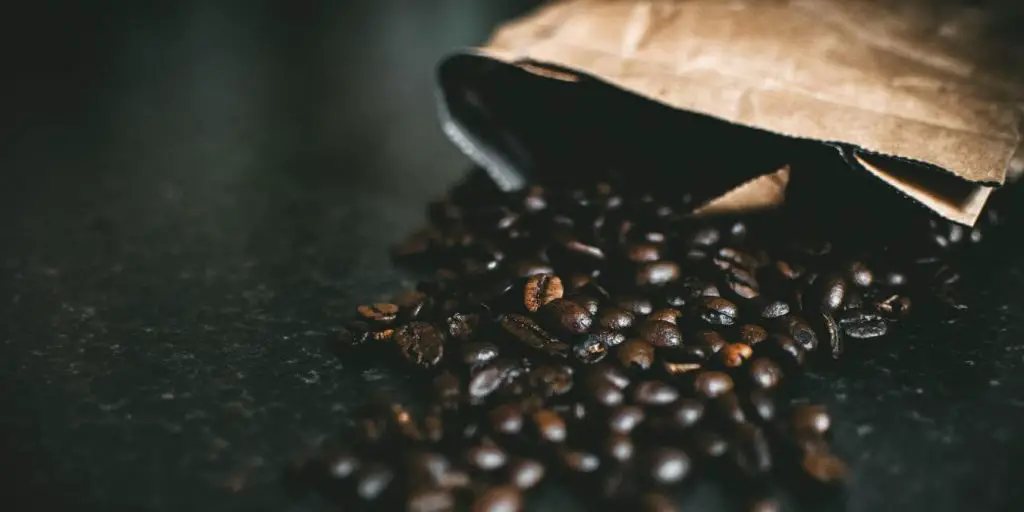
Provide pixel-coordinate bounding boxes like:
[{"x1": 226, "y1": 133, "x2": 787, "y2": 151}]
[{"x1": 1, "y1": 2, "x2": 1023, "y2": 511}]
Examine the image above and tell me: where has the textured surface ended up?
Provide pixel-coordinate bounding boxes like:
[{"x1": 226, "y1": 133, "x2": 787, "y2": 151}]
[{"x1": 1, "y1": 2, "x2": 1023, "y2": 511}]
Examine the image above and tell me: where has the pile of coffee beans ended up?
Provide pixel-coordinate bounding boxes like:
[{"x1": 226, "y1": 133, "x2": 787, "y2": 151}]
[{"x1": 302, "y1": 169, "x2": 999, "y2": 511}]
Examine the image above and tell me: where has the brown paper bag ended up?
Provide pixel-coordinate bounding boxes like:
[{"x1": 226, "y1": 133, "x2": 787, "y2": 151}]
[{"x1": 436, "y1": 0, "x2": 1023, "y2": 225}]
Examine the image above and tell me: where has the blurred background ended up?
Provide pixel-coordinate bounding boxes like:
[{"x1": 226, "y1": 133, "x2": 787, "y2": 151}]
[{"x1": 1, "y1": 1, "x2": 1022, "y2": 511}]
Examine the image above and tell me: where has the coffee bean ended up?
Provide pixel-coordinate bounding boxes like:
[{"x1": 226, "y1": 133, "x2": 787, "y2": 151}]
[
  {"x1": 838, "y1": 310, "x2": 888, "y2": 339},
  {"x1": 507, "y1": 458, "x2": 544, "y2": 489},
  {"x1": 358, "y1": 303, "x2": 400, "y2": 324},
  {"x1": 407, "y1": 488, "x2": 455, "y2": 512},
  {"x1": 718, "y1": 247, "x2": 759, "y2": 269},
  {"x1": 489, "y1": 404, "x2": 523, "y2": 435},
  {"x1": 523, "y1": 274, "x2": 564, "y2": 312},
  {"x1": 775, "y1": 260, "x2": 803, "y2": 280},
  {"x1": 713, "y1": 392, "x2": 747, "y2": 424},
  {"x1": 323, "y1": 450, "x2": 360, "y2": 480},
  {"x1": 462, "y1": 342, "x2": 500, "y2": 367},
  {"x1": 671, "y1": 398, "x2": 704, "y2": 429},
  {"x1": 643, "y1": 307, "x2": 679, "y2": 327},
  {"x1": 589, "y1": 379, "x2": 626, "y2": 407},
  {"x1": 820, "y1": 311, "x2": 842, "y2": 359},
  {"x1": 779, "y1": 315, "x2": 818, "y2": 351},
  {"x1": 355, "y1": 463, "x2": 394, "y2": 500},
  {"x1": 884, "y1": 271, "x2": 908, "y2": 287},
  {"x1": 471, "y1": 485, "x2": 523, "y2": 512},
  {"x1": 592, "y1": 363, "x2": 632, "y2": 390},
  {"x1": 605, "y1": 432, "x2": 635, "y2": 462},
  {"x1": 748, "y1": 358, "x2": 783, "y2": 389},
  {"x1": 739, "y1": 324, "x2": 768, "y2": 345},
  {"x1": 814, "y1": 274, "x2": 847, "y2": 312},
  {"x1": 569, "y1": 294, "x2": 601, "y2": 316},
  {"x1": 848, "y1": 261, "x2": 873, "y2": 287},
  {"x1": 699, "y1": 297, "x2": 738, "y2": 325},
  {"x1": 500, "y1": 314, "x2": 570, "y2": 357},
  {"x1": 694, "y1": 430, "x2": 729, "y2": 458},
  {"x1": 562, "y1": 449, "x2": 601, "y2": 473},
  {"x1": 725, "y1": 267, "x2": 760, "y2": 299},
  {"x1": 515, "y1": 259, "x2": 554, "y2": 278},
  {"x1": 732, "y1": 423, "x2": 772, "y2": 475},
  {"x1": 801, "y1": 452, "x2": 847, "y2": 484},
  {"x1": 748, "y1": 389, "x2": 776, "y2": 423},
  {"x1": 721, "y1": 343, "x2": 753, "y2": 368},
  {"x1": 597, "y1": 306, "x2": 635, "y2": 331},
  {"x1": 617, "y1": 295, "x2": 654, "y2": 316},
  {"x1": 467, "y1": 443, "x2": 508, "y2": 471},
  {"x1": 691, "y1": 226, "x2": 721, "y2": 247},
  {"x1": 760, "y1": 300, "x2": 790, "y2": 319},
  {"x1": 700, "y1": 283, "x2": 722, "y2": 297},
  {"x1": 694, "y1": 371, "x2": 734, "y2": 398},
  {"x1": 532, "y1": 409, "x2": 567, "y2": 443},
  {"x1": 573, "y1": 336, "x2": 609, "y2": 364},
  {"x1": 694, "y1": 330, "x2": 727, "y2": 353},
  {"x1": 395, "y1": 322, "x2": 446, "y2": 368},
  {"x1": 563, "y1": 239, "x2": 606, "y2": 262},
  {"x1": 792, "y1": 404, "x2": 831, "y2": 435},
  {"x1": 530, "y1": 364, "x2": 574, "y2": 397},
  {"x1": 540, "y1": 298, "x2": 593, "y2": 335},
  {"x1": 637, "y1": 261, "x2": 681, "y2": 286},
  {"x1": 771, "y1": 334, "x2": 807, "y2": 365},
  {"x1": 648, "y1": 447, "x2": 691, "y2": 485},
  {"x1": 633, "y1": 381, "x2": 680, "y2": 405},
  {"x1": 638, "y1": 320, "x2": 683, "y2": 348},
  {"x1": 877, "y1": 294, "x2": 912, "y2": 317},
  {"x1": 618, "y1": 338, "x2": 655, "y2": 369},
  {"x1": 626, "y1": 243, "x2": 662, "y2": 263},
  {"x1": 637, "y1": 492, "x2": 679, "y2": 512},
  {"x1": 469, "y1": 365, "x2": 506, "y2": 402},
  {"x1": 609, "y1": 405, "x2": 646, "y2": 433}
]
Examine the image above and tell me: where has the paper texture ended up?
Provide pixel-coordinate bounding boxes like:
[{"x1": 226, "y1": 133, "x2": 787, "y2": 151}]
[{"x1": 452, "y1": 0, "x2": 1023, "y2": 225}]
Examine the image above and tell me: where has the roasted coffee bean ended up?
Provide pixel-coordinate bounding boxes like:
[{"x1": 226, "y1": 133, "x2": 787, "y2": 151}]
[
  {"x1": 838, "y1": 310, "x2": 888, "y2": 339},
  {"x1": 323, "y1": 450, "x2": 360, "y2": 480},
  {"x1": 760, "y1": 300, "x2": 790, "y2": 319},
  {"x1": 779, "y1": 315, "x2": 818, "y2": 351},
  {"x1": 695, "y1": 371, "x2": 734, "y2": 398},
  {"x1": 694, "y1": 430, "x2": 729, "y2": 458},
  {"x1": 694, "y1": 330, "x2": 727, "y2": 353},
  {"x1": 609, "y1": 405, "x2": 646, "y2": 433},
  {"x1": 633, "y1": 381, "x2": 680, "y2": 406},
  {"x1": 671, "y1": 398, "x2": 704, "y2": 429},
  {"x1": 597, "y1": 306, "x2": 635, "y2": 331},
  {"x1": 802, "y1": 452, "x2": 847, "y2": 484},
  {"x1": 637, "y1": 492, "x2": 679, "y2": 512},
  {"x1": 771, "y1": 334, "x2": 807, "y2": 365},
  {"x1": 573, "y1": 336, "x2": 609, "y2": 364},
  {"x1": 568, "y1": 294, "x2": 601, "y2": 316},
  {"x1": 446, "y1": 312, "x2": 480, "y2": 342},
  {"x1": 748, "y1": 389, "x2": 776, "y2": 423},
  {"x1": 848, "y1": 261, "x2": 873, "y2": 287},
  {"x1": 355, "y1": 463, "x2": 395, "y2": 500},
  {"x1": 489, "y1": 404, "x2": 524, "y2": 435},
  {"x1": 467, "y1": 443, "x2": 508, "y2": 471},
  {"x1": 589, "y1": 379, "x2": 626, "y2": 407},
  {"x1": 648, "y1": 447, "x2": 691, "y2": 485},
  {"x1": 699, "y1": 297, "x2": 738, "y2": 325},
  {"x1": 507, "y1": 458, "x2": 544, "y2": 490},
  {"x1": 469, "y1": 364, "x2": 506, "y2": 402},
  {"x1": 616, "y1": 295, "x2": 654, "y2": 316},
  {"x1": 700, "y1": 283, "x2": 722, "y2": 297},
  {"x1": 523, "y1": 274, "x2": 563, "y2": 312},
  {"x1": 691, "y1": 226, "x2": 721, "y2": 247},
  {"x1": 638, "y1": 320, "x2": 683, "y2": 348},
  {"x1": 717, "y1": 247, "x2": 759, "y2": 269},
  {"x1": 530, "y1": 364, "x2": 575, "y2": 397},
  {"x1": 884, "y1": 271, "x2": 908, "y2": 287},
  {"x1": 407, "y1": 488, "x2": 455, "y2": 512},
  {"x1": 358, "y1": 303, "x2": 400, "y2": 324},
  {"x1": 820, "y1": 311, "x2": 842, "y2": 359},
  {"x1": 775, "y1": 260, "x2": 803, "y2": 280},
  {"x1": 625, "y1": 244, "x2": 661, "y2": 264},
  {"x1": 725, "y1": 267, "x2": 760, "y2": 299},
  {"x1": 637, "y1": 261, "x2": 681, "y2": 286},
  {"x1": 462, "y1": 342, "x2": 500, "y2": 367},
  {"x1": 540, "y1": 298, "x2": 593, "y2": 335},
  {"x1": 877, "y1": 294, "x2": 912, "y2": 317},
  {"x1": 814, "y1": 274, "x2": 847, "y2": 312},
  {"x1": 561, "y1": 449, "x2": 601, "y2": 473},
  {"x1": 792, "y1": 404, "x2": 831, "y2": 435},
  {"x1": 592, "y1": 364, "x2": 632, "y2": 390},
  {"x1": 532, "y1": 409, "x2": 567, "y2": 443},
  {"x1": 713, "y1": 392, "x2": 747, "y2": 424},
  {"x1": 471, "y1": 485, "x2": 523, "y2": 512},
  {"x1": 721, "y1": 343, "x2": 753, "y2": 368},
  {"x1": 395, "y1": 322, "x2": 446, "y2": 368},
  {"x1": 732, "y1": 423, "x2": 772, "y2": 475},
  {"x1": 500, "y1": 314, "x2": 570, "y2": 357},
  {"x1": 748, "y1": 358, "x2": 783, "y2": 389},
  {"x1": 585, "y1": 329, "x2": 627, "y2": 349},
  {"x1": 605, "y1": 432, "x2": 635, "y2": 462},
  {"x1": 739, "y1": 324, "x2": 768, "y2": 345},
  {"x1": 645, "y1": 310, "x2": 682, "y2": 328},
  {"x1": 618, "y1": 338, "x2": 655, "y2": 369}
]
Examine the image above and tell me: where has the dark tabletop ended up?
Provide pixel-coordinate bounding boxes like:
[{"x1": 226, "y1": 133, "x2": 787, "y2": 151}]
[{"x1": 2, "y1": 2, "x2": 1024, "y2": 511}]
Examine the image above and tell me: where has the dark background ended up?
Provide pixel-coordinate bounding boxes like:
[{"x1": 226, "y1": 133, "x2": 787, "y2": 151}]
[{"x1": 2, "y1": 1, "x2": 1024, "y2": 511}]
